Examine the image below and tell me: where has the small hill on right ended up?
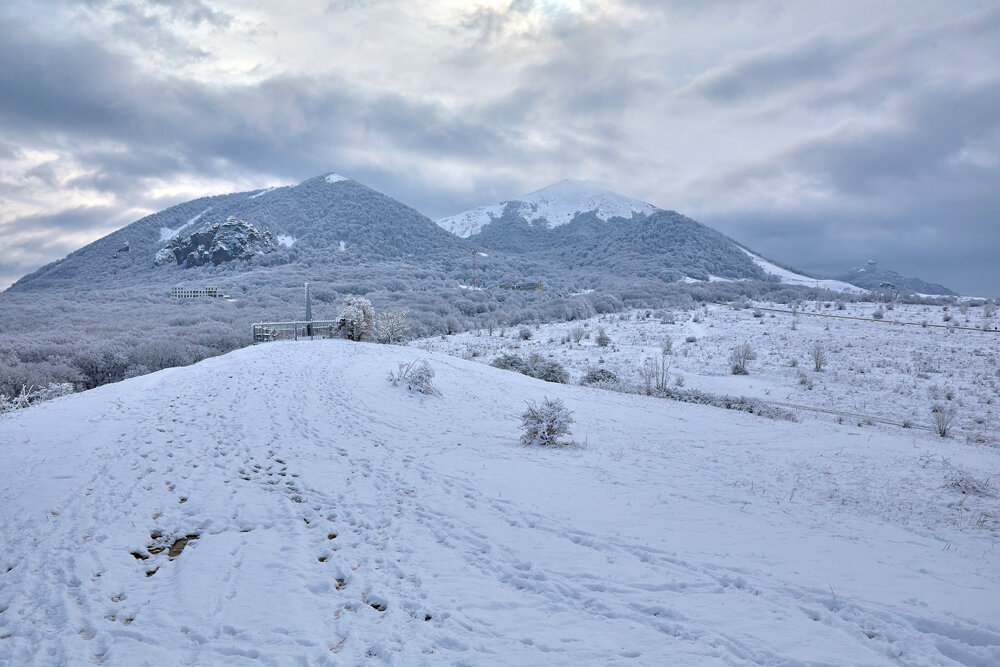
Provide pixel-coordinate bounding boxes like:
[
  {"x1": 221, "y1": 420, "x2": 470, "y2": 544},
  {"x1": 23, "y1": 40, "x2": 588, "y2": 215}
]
[{"x1": 834, "y1": 260, "x2": 956, "y2": 295}]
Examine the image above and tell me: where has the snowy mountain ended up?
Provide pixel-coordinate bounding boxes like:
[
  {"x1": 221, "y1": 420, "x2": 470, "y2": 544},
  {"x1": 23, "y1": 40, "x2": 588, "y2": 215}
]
[
  {"x1": 437, "y1": 180, "x2": 658, "y2": 238},
  {"x1": 8, "y1": 173, "x2": 475, "y2": 292},
  {"x1": 435, "y1": 181, "x2": 873, "y2": 288},
  {"x1": 438, "y1": 182, "x2": 771, "y2": 283},
  {"x1": 834, "y1": 260, "x2": 956, "y2": 295},
  {"x1": 1, "y1": 339, "x2": 996, "y2": 664}
]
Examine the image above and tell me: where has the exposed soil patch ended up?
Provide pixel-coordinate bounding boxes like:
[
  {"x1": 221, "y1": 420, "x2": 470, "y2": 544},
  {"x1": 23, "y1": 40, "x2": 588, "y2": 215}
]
[{"x1": 168, "y1": 534, "x2": 199, "y2": 558}]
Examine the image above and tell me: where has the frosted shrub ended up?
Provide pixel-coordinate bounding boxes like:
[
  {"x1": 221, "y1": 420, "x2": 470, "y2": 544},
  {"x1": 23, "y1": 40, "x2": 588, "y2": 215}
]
[
  {"x1": 596, "y1": 327, "x2": 611, "y2": 347},
  {"x1": 387, "y1": 360, "x2": 440, "y2": 396},
  {"x1": 490, "y1": 353, "x2": 569, "y2": 384},
  {"x1": 931, "y1": 404, "x2": 957, "y2": 437},
  {"x1": 580, "y1": 368, "x2": 618, "y2": 386},
  {"x1": 491, "y1": 353, "x2": 529, "y2": 374},
  {"x1": 520, "y1": 398, "x2": 574, "y2": 447},
  {"x1": 570, "y1": 326, "x2": 585, "y2": 344},
  {"x1": 0, "y1": 382, "x2": 74, "y2": 413},
  {"x1": 518, "y1": 326, "x2": 533, "y2": 341},
  {"x1": 873, "y1": 308, "x2": 884, "y2": 320}
]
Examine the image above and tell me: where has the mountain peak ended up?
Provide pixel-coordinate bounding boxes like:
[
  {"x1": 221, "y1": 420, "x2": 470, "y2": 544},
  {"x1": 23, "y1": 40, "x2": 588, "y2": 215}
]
[{"x1": 437, "y1": 180, "x2": 658, "y2": 238}]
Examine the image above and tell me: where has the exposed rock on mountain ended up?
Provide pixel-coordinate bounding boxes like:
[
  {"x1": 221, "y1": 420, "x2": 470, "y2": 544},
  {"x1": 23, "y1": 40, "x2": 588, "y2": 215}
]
[{"x1": 154, "y1": 217, "x2": 277, "y2": 268}]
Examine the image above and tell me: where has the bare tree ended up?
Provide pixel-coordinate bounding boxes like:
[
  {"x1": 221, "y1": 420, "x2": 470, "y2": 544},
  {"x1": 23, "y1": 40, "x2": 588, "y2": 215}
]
[
  {"x1": 639, "y1": 356, "x2": 670, "y2": 395},
  {"x1": 810, "y1": 342, "x2": 827, "y2": 372},
  {"x1": 571, "y1": 326, "x2": 585, "y2": 344},
  {"x1": 729, "y1": 342, "x2": 757, "y2": 375},
  {"x1": 661, "y1": 338, "x2": 673, "y2": 356},
  {"x1": 374, "y1": 308, "x2": 410, "y2": 344}
]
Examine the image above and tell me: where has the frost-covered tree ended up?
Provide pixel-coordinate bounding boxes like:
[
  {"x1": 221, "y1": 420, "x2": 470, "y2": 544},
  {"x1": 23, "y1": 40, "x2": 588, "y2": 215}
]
[
  {"x1": 729, "y1": 342, "x2": 757, "y2": 375},
  {"x1": 810, "y1": 342, "x2": 827, "y2": 372},
  {"x1": 336, "y1": 295, "x2": 376, "y2": 341},
  {"x1": 639, "y1": 356, "x2": 670, "y2": 395},
  {"x1": 520, "y1": 398, "x2": 574, "y2": 447},
  {"x1": 374, "y1": 308, "x2": 410, "y2": 344}
]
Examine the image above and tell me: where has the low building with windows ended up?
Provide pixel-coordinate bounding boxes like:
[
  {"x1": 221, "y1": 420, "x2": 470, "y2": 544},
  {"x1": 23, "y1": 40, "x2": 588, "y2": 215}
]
[{"x1": 170, "y1": 286, "x2": 224, "y2": 298}]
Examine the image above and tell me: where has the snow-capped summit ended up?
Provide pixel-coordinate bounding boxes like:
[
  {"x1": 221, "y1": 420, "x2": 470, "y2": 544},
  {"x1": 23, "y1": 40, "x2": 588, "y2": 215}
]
[{"x1": 437, "y1": 180, "x2": 658, "y2": 238}]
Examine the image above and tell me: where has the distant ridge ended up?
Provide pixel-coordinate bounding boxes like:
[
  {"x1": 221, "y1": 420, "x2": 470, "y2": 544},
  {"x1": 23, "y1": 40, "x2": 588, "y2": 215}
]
[{"x1": 834, "y1": 260, "x2": 955, "y2": 296}]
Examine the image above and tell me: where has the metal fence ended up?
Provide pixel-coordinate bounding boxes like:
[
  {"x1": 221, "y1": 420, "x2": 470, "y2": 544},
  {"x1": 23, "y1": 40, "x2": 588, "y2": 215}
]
[{"x1": 252, "y1": 320, "x2": 340, "y2": 343}]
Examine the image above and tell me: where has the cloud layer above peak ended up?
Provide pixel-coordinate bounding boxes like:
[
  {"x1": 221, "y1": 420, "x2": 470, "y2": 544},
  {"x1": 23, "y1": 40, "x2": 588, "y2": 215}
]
[{"x1": 1, "y1": 0, "x2": 997, "y2": 295}]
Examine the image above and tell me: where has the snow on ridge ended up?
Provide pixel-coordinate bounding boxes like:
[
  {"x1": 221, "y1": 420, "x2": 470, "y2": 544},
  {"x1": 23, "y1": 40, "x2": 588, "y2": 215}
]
[
  {"x1": 276, "y1": 235, "x2": 296, "y2": 248},
  {"x1": 325, "y1": 173, "x2": 349, "y2": 184},
  {"x1": 741, "y1": 249, "x2": 866, "y2": 294},
  {"x1": 437, "y1": 180, "x2": 658, "y2": 238},
  {"x1": 249, "y1": 187, "x2": 275, "y2": 199},
  {"x1": 159, "y1": 207, "x2": 211, "y2": 242}
]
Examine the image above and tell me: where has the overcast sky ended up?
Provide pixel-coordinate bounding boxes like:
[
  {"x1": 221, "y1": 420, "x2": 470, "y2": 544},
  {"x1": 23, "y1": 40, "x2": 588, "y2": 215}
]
[{"x1": 1, "y1": 0, "x2": 997, "y2": 295}]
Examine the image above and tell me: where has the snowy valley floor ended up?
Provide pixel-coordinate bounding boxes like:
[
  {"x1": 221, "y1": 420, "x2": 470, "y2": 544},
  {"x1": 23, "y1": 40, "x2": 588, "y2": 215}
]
[{"x1": 1, "y1": 339, "x2": 998, "y2": 665}]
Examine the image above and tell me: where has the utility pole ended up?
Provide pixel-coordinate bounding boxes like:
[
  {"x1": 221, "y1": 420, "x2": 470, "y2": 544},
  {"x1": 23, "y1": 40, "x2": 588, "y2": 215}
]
[{"x1": 304, "y1": 282, "x2": 313, "y2": 338}]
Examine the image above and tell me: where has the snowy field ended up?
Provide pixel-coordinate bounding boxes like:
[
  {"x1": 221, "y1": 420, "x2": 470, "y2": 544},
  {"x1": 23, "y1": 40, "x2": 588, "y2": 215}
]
[
  {"x1": 417, "y1": 301, "x2": 1000, "y2": 446},
  {"x1": 1, "y1": 338, "x2": 999, "y2": 665}
]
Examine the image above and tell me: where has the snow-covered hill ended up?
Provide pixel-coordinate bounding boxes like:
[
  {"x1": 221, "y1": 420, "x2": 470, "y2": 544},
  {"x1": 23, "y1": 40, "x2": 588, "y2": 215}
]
[
  {"x1": 437, "y1": 180, "x2": 658, "y2": 238},
  {"x1": 7, "y1": 173, "x2": 474, "y2": 292},
  {"x1": 740, "y1": 249, "x2": 866, "y2": 293},
  {"x1": 1, "y1": 340, "x2": 997, "y2": 664}
]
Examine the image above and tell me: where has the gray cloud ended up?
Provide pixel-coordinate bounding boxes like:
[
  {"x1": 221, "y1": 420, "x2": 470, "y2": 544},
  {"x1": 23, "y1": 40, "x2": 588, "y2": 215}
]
[{"x1": 0, "y1": 0, "x2": 998, "y2": 296}]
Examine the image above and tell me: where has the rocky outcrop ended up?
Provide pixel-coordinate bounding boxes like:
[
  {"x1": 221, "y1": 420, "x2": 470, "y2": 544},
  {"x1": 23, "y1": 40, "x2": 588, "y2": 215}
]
[{"x1": 155, "y1": 217, "x2": 277, "y2": 268}]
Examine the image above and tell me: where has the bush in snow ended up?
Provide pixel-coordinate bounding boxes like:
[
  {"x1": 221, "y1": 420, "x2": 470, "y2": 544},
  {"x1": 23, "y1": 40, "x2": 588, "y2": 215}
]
[
  {"x1": 336, "y1": 294, "x2": 376, "y2": 341},
  {"x1": 518, "y1": 326, "x2": 533, "y2": 340},
  {"x1": 580, "y1": 368, "x2": 618, "y2": 386},
  {"x1": 520, "y1": 398, "x2": 574, "y2": 447},
  {"x1": 490, "y1": 353, "x2": 568, "y2": 384},
  {"x1": 596, "y1": 327, "x2": 611, "y2": 347},
  {"x1": 491, "y1": 352, "x2": 530, "y2": 374},
  {"x1": 931, "y1": 403, "x2": 957, "y2": 437},
  {"x1": 0, "y1": 382, "x2": 74, "y2": 413},
  {"x1": 387, "y1": 360, "x2": 440, "y2": 396},
  {"x1": 570, "y1": 326, "x2": 585, "y2": 344},
  {"x1": 729, "y1": 343, "x2": 757, "y2": 375}
]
